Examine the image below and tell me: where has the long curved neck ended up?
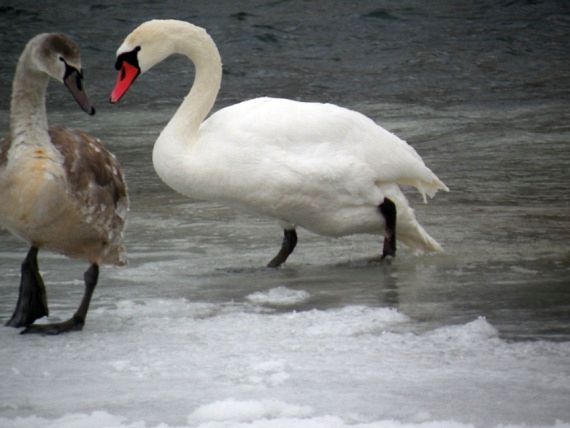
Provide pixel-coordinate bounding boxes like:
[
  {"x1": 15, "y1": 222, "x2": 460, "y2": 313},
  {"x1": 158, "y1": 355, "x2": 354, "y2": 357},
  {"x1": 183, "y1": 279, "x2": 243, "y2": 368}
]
[
  {"x1": 10, "y1": 50, "x2": 50, "y2": 146},
  {"x1": 152, "y1": 24, "x2": 222, "y2": 194},
  {"x1": 160, "y1": 25, "x2": 222, "y2": 145}
]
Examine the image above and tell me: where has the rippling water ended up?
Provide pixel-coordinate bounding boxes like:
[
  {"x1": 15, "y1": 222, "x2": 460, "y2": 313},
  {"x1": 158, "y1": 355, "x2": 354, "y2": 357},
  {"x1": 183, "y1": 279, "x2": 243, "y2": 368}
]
[{"x1": 0, "y1": 1, "x2": 569, "y2": 427}]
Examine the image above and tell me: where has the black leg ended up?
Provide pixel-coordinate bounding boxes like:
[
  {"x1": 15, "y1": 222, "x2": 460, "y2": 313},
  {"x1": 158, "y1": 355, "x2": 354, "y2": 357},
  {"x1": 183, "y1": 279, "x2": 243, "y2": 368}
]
[
  {"x1": 5, "y1": 246, "x2": 49, "y2": 328},
  {"x1": 267, "y1": 229, "x2": 298, "y2": 268},
  {"x1": 22, "y1": 263, "x2": 99, "y2": 335},
  {"x1": 379, "y1": 198, "x2": 397, "y2": 259}
]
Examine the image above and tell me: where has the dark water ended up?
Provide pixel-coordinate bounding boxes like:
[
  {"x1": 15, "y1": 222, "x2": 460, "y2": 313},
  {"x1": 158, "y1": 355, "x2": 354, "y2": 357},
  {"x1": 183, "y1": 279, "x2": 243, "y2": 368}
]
[{"x1": 1, "y1": 1, "x2": 570, "y2": 426}]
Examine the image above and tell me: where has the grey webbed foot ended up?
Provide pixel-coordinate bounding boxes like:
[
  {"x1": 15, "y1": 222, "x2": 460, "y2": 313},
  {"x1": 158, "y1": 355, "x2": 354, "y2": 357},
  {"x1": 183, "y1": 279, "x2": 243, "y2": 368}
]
[
  {"x1": 18, "y1": 263, "x2": 99, "y2": 335},
  {"x1": 21, "y1": 316, "x2": 85, "y2": 335},
  {"x1": 5, "y1": 247, "x2": 49, "y2": 328}
]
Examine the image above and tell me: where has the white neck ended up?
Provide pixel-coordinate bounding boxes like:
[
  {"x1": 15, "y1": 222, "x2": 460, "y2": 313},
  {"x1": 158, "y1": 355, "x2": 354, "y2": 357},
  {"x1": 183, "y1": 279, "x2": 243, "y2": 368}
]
[
  {"x1": 152, "y1": 21, "x2": 222, "y2": 196},
  {"x1": 151, "y1": 22, "x2": 222, "y2": 192},
  {"x1": 10, "y1": 50, "x2": 51, "y2": 147},
  {"x1": 155, "y1": 24, "x2": 222, "y2": 148}
]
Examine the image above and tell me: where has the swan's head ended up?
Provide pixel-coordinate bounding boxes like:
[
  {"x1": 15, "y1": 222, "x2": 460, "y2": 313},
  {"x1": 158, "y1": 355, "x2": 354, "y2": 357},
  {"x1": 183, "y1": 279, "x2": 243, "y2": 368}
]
[
  {"x1": 27, "y1": 33, "x2": 95, "y2": 115},
  {"x1": 110, "y1": 20, "x2": 180, "y2": 104}
]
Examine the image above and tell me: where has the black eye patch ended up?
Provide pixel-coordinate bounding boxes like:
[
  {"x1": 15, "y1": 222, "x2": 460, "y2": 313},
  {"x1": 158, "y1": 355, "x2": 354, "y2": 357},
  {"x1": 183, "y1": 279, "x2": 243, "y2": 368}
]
[
  {"x1": 62, "y1": 61, "x2": 83, "y2": 90},
  {"x1": 115, "y1": 46, "x2": 141, "y2": 70}
]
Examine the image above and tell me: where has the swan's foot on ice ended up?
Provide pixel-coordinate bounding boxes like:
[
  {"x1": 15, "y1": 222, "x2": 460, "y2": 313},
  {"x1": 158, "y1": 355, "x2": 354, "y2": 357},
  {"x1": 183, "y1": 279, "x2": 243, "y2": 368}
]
[
  {"x1": 5, "y1": 247, "x2": 49, "y2": 328},
  {"x1": 21, "y1": 315, "x2": 85, "y2": 335},
  {"x1": 379, "y1": 198, "x2": 397, "y2": 259},
  {"x1": 267, "y1": 229, "x2": 298, "y2": 268},
  {"x1": 21, "y1": 264, "x2": 99, "y2": 335}
]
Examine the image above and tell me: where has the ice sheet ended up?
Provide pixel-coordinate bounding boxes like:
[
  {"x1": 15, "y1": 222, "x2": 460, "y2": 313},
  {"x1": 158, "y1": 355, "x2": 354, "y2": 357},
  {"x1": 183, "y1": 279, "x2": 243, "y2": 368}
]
[{"x1": 1, "y1": 295, "x2": 569, "y2": 427}]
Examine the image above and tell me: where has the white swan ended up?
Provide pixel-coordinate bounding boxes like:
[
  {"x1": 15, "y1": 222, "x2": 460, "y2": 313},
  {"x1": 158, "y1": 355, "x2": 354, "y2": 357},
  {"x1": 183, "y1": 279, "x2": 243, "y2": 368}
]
[
  {"x1": 110, "y1": 19, "x2": 447, "y2": 266},
  {"x1": 0, "y1": 33, "x2": 128, "y2": 334}
]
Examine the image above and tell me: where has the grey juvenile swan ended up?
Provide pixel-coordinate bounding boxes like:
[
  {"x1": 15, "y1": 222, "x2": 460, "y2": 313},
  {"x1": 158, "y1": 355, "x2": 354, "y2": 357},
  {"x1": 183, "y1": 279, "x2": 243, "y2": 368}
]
[{"x1": 0, "y1": 33, "x2": 128, "y2": 334}]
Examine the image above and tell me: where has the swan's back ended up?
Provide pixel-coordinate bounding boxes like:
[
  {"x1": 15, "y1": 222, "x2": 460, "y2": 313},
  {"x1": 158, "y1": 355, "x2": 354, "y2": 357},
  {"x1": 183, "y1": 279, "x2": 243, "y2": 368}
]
[{"x1": 200, "y1": 98, "x2": 447, "y2": 201}]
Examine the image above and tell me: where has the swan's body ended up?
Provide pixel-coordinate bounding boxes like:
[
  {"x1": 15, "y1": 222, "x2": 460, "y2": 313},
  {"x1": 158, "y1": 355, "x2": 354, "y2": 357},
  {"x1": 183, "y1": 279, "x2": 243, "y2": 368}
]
[
  {"x1": 111, "y1": 20, "x2": 447, "y2": 264},
  {"x1": 169, "y1": 97, "x2": 442, "y2": 238},
  {"x1": 1, "y1": 33, "x2": 128, "y2": 334}
]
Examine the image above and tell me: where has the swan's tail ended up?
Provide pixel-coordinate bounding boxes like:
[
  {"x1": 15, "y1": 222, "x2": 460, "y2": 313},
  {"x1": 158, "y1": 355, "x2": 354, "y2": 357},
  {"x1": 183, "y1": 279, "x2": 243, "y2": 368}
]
[
  {"x1": 414, "y1": 174, "x2": 449, "y2": 203},
  {"x1": 383, "y1": 185, "x2": 444, "y2": 253},
  {"x1": 398, "y1": 219, "x2": 444, "y2": 253}
]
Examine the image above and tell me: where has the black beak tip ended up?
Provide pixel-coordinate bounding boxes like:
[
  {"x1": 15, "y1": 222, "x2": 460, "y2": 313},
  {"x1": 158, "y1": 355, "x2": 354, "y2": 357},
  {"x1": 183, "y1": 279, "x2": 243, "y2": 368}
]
[{"x1": 89, "y1": 106, "x2": 96, "y2": 116}]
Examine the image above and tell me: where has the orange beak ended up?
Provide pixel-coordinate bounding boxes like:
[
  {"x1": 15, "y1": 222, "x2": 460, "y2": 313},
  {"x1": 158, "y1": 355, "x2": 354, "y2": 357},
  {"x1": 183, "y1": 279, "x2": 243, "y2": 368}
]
[{"x1": 110, "y1": 61, "x2": 140, "y2": 103}]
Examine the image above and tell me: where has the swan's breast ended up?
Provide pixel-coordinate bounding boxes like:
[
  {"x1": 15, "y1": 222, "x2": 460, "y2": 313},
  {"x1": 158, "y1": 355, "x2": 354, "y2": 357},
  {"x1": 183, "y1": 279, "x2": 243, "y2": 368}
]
[{"x1": 0, "y1": 138, "x2": 66, "y2": 231}]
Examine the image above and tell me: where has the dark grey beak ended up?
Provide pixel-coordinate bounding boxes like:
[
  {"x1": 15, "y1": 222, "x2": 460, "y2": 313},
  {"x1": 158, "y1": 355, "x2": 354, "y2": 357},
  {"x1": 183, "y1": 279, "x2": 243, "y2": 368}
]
[{"x1": 63, "y1": 64, "x2": 96, "y2": 116}]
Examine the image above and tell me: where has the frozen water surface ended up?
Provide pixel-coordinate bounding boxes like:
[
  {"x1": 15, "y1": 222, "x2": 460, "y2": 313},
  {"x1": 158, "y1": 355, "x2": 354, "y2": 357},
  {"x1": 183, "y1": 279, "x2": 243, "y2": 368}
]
[
  {"x1": 1, "y1": 294, "x2": 569, "y2": 427},
  {"x1": 1, "y1": 1, "x2": 569, "y2": 427}
]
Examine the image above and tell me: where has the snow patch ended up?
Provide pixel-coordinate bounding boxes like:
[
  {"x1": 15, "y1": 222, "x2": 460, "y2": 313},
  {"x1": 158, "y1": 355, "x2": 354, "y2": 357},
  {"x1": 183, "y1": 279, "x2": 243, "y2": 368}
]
[
  {"x1": 426, "y1": 316, "x2": 499, "y2": 344},
  {"x1": 248, "y1": 359, "x2": 290, "y2": 386},
  {"x1": 246, "y1": 286, "x2": 310, "y2": 306},
  {"x1": 5, "y1": 411, "x2": 567, "y2": 428},
  {"x1": 304, "y1": 305, "x2": 409, "y2": 336},
  {"x1": 188, "y1": 398, "x2": 313, "y2": 423},
  {"x1": 0, "y1": 411, "x2": 143, "y2": 428}
]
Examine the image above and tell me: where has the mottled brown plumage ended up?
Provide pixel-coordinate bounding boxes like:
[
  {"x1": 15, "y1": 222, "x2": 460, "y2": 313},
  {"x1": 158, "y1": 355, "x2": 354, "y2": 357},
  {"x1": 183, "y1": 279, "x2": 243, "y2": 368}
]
[{"x1": 49, "y1": 126, "x2": 128, "y2": 263}]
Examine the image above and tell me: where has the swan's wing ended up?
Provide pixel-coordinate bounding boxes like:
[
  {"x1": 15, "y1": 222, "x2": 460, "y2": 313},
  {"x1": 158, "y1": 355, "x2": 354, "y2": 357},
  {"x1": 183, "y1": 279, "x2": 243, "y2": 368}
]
[
  {"x1": 49, "y1": 127, "x2": 128, "y2": 259},
  {"x1": 202, "y1": 98, "x2": 448, "y2": 201}
]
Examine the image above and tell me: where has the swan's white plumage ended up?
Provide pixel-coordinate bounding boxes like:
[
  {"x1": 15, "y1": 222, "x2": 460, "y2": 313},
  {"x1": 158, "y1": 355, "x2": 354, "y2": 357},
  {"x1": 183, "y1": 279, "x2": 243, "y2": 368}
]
[
  {"x1": 200, "y1": 97, "x2": 446, "y2": 199},
  {"x1": 117, "y1": 19, "x2": 447, "y2": 254}
]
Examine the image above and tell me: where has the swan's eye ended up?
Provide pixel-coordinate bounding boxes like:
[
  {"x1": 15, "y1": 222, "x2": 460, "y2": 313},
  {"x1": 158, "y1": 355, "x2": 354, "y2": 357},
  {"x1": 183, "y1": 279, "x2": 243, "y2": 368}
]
[{"x1": 59, "y1": 56, "x2": 64, "y2": 62}]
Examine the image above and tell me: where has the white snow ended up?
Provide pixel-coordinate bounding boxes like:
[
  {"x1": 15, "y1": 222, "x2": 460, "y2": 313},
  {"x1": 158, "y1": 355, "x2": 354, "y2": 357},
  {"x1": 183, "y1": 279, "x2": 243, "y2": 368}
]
[
  {"x1": 2, "y1": 405, "x2": 570, "y2": 428},
  {"x1": 187, "y1": 398, "x2": 313, "y2": 423},
  {"x1": 246, "y1": 287, "x2": 311, "y2": 307},
  {"x1": 1, "y1": 298, "x2": 569, "y2": 428}
]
